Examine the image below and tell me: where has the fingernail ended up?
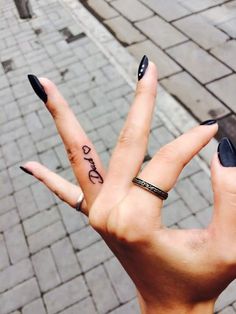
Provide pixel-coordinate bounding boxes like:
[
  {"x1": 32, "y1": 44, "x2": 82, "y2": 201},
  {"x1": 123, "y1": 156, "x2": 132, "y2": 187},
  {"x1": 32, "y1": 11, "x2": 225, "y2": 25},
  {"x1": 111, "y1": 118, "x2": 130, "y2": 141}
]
[
  {"x1": 28, "y1": 74, "x2": 47, "y2": 103},
  {"x1": 217, "y1": 137, "x2": 236, "y2": 167},
  {"x1": 200, "y1": 119, "x2": 217, "y2": 125},
  {"x1": 20, "y1": 166, "x2": 33, "y2": 176},
  {"x1": 138, "y1": 55, "x2": 149, "y2": 81}
]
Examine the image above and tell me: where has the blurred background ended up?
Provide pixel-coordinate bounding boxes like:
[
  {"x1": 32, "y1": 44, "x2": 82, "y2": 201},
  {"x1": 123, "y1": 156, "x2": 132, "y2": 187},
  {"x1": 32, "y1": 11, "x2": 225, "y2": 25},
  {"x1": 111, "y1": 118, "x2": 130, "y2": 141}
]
[{"x1": 0, "y1": 0, "x2": 236, "y2": 313}]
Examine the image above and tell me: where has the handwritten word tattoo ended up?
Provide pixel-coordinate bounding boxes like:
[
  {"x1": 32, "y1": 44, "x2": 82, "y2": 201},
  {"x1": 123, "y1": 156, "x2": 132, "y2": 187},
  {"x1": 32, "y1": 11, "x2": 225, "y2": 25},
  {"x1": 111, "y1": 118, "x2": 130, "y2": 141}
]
[{"x1": 82, "y1": 145, "x2": 104, "y2": 184}]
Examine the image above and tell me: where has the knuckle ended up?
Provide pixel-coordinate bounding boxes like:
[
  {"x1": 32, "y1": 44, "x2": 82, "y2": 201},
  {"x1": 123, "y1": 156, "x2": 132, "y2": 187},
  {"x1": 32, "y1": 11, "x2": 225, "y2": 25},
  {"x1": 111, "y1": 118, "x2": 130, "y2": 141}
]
[
  {"x1": 135, "y1": 84, "x2": 157, "y2": 99},
  {"x1": 217, "y1": 248, "x2": 236, "y2": 269},
  {"x1": 107, "y1": 208, "x2": 149, "y2": 245},
  {"x1": 114, "y1": 226, "x2": 148, "y2": 245},
  {"x1": 66, "y1": 145, "x2": 80, "y2": 165},
  {"x1": 89, "y1": 208, "x2": 107, "y2": 235},
  {"x1": 46, "y1": 99, "x2": 69, "y2": 120},
  {"x1": 157, "y1": 143, "x2": 183, "y2": 166},
  {"x1": 118, "y1": 123, "x2": 148, "y2": 147}
]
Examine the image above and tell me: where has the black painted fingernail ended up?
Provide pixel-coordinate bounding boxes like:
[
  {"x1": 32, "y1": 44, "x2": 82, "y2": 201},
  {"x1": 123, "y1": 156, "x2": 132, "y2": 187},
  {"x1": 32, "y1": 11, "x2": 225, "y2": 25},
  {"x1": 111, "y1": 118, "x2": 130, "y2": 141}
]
[
  {"x1": 138, "y1": 55, "x2": 149, "y2": 81},
  {"x1": 20, "y1": 166, "x2": 33, "y2": 176},
  {"x1": 218, "y1": 137, "x2": 236, "y2": 167},
  {"x1": 28, "y1": 74, "x2": 47, "y2": 103},
  {"x1": 200, "y1": 119, "x2": 217, "y2": 125}
]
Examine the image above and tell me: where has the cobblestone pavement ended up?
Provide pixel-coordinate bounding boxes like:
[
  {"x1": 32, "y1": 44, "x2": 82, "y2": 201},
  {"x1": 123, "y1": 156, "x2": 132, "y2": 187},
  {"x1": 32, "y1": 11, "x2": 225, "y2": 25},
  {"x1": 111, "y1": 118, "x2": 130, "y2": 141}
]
[
  {"x1": 0, "y1": 0, "x2": 236, "y2": 313},
  {"x1": 83, "y1": 0, "x2": 236, "y2": 145}
]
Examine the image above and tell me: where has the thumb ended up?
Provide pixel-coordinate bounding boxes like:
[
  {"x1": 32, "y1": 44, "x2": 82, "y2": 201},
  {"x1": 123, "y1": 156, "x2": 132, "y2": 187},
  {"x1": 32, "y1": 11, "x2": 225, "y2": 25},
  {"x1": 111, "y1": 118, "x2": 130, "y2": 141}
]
[{"x1": 211, "y1": 137, "x2": 236, "y2": 235}]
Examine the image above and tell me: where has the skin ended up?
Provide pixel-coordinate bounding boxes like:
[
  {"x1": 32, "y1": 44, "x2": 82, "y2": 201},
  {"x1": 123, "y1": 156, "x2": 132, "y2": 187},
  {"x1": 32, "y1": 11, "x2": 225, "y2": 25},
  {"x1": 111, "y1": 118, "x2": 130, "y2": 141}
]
[{"x1": 23, "y1": 62, "x2": 236, "y2": 313}]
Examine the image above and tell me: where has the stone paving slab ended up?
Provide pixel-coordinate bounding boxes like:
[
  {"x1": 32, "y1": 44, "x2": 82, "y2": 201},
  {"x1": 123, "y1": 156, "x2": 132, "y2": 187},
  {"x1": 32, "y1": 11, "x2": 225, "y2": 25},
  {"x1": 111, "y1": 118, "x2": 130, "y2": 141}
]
[
  {"x1": 82, "y1": 0, "x2": 236, "y2": 146},
  {"x1": 0, "y1": 0, "x2": 235, "y2": 313}
]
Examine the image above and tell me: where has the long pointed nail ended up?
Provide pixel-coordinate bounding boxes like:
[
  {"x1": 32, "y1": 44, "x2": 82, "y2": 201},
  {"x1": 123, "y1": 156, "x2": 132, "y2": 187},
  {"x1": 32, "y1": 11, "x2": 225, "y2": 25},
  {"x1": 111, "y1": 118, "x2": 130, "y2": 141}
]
[
  {"x1": 28, "y1": 74, "x2": 47, "y2": 103},
  {"x1": 20, "y1": 166, "x2": 33, "y2": 176},
  {"x1": 218, "y1": 137, "x2": 236, "y2": 167},
  {"x1": 138, "y1": 55, "x2": 149, "y2": 81},
  {"x1": 200, "y1": 119, "x2": 217, "y2": 125}
]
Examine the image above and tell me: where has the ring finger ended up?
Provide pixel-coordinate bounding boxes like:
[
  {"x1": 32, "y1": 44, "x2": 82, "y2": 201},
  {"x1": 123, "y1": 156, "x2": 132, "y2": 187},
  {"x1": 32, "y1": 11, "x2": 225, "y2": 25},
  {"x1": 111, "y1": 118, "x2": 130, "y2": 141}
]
[{"x1": 131, "y1": 122, "x2": 218, "y2": 213}]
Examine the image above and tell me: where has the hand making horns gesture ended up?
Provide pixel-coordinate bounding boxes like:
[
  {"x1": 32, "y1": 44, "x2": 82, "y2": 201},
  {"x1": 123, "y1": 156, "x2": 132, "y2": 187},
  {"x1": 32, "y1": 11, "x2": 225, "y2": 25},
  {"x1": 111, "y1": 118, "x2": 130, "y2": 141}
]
[{"x1": 21, "y1": 56, "x2": 236, "y2": 314}]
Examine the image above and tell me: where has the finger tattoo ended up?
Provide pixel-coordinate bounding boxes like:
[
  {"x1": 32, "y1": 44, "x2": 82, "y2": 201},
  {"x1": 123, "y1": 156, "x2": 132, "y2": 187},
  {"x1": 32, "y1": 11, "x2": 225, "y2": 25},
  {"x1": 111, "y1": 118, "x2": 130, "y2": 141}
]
[{"x1": 82, "y1": 145, "x2": 104, "y2": 184}]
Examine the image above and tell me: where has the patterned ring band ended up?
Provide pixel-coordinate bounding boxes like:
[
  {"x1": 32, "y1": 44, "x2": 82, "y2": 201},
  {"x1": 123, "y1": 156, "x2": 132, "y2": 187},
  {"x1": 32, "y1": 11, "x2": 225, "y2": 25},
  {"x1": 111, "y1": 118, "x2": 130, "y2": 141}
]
[
  {"x1": 132, "y1": 177, "x2": 168, "y2": 200},
  {"x1": 75, "y1": 192, "x2": 84, "y2": 212}
]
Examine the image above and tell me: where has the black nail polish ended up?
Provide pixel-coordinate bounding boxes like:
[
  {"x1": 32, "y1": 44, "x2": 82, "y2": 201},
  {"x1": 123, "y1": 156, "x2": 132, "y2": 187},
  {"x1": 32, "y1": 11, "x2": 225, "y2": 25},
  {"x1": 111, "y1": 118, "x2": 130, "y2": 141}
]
[
  {"x1": 138, "y1": 55, "x2": 149, "y2": 81},
  {"x1": 200, "y1": 119, "x2": 217, "y2": 125},
  {"x1": 217, "y1": 137, "x2": 236, "y2": 167},
  {"x1": 28, "y1": 74, "x2": 47, "y2": 103},
  {"x1": 20, "y1": 166, "x2": 33, "y2": 176}
]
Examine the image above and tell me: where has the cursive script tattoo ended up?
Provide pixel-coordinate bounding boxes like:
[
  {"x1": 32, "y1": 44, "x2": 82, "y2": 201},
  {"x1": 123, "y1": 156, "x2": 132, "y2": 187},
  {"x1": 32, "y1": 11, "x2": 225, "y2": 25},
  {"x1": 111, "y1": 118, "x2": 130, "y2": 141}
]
[{"x1": 82, "y1": 145, "x2": 104, "y2": 184}]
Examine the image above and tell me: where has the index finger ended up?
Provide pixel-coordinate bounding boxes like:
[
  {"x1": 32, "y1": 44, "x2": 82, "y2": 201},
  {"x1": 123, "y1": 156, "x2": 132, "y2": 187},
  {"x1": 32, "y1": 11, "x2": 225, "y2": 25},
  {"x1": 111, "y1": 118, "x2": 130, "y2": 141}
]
[{"x1": 28, "y1": 75, "x2": 105, "y2": 208}]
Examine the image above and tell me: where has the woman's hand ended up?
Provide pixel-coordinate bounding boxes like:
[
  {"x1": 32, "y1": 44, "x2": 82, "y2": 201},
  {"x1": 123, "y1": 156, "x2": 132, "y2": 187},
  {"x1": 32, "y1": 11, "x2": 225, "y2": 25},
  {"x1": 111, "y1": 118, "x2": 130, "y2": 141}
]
[{"x1": 22, "y1": 59, "x2": 236, "y2": 314}]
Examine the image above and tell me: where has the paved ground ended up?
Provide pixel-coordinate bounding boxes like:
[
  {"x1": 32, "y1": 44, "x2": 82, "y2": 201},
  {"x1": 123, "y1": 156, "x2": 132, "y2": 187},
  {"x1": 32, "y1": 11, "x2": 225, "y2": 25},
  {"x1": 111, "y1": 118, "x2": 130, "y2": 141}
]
[
  {"x1": 0, "y1": 0, "x2": 236, "y2": 313},
  {"x1": 83, "y1": 0, "x2": 236, "y2": 146}
]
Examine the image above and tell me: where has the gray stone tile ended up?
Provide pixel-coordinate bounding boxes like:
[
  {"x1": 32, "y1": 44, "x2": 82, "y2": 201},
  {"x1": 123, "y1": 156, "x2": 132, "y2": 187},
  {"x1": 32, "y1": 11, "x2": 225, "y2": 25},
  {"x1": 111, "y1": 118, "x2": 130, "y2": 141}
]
[
  {"x1": 180, "y1": 0, "x2": 225, "y2": 12},
  {"x1": 174, "y1": 15, "x2": 228, "y2": 50},
  {"x1": 5, "y1": 224, "x2": 29, "y2": 264},
  {"x1": 207, "y1": 74, "x2": 236, "y2": 113},
  {"x1": 0, "y1": 170, "x2": 13, "y2": 198},
  {"x1": 109, "y1": 299, "x2": 140, "y2": 314},
  {"x1": 59, "y1": 297, "x2": 97, "y2": 314},
  {"x1": 39, "y1": 149, "x2": 61, "y2": 172},
  {"x1": 162, "y1": 199, "x2": 191, "y2": 226},
  {"x1": 105, "y1": 16, "x2": 145, "y2": 45},
  {"x1": 23, "y1": 206, "x2": 60, "y2": 236},
  {"x1": 22, "y1": 298, "x2": 46, "y2": 314},
  {"x1": 51, "y1": 237, "x2": 81, "y2": 281},
  {"x1": 196, "y1": 206, "x2": 213, "y2": 228},
  {"x1": 36, "y1": 135, "x2": 61, "y2": 153},
  {"x1": 167, "y1": 42, "x2": 231, "y2": 84},
  {"x1": 179, "y1": 159, "x2": 201, "y2": 180},
  {"x1": 0, "y1": 234, "x2": 10, "y2": 271},
  {"x1": 77, "y1": 240, "x2": 113, "y2": 272},
  {"x1": 218, "y1": 18, "x2": 236, "y2": 38},
  {"x1": 44, "y1": 276, "x2": 89, "y2": 314},
  {"x1": 87, "y1": 0, "x2": 119, "y2": 20},
  {"x1": 218, "y1": 306, "x2": 236, "y2": 314},
  {"x1": 201, "y1": 2, "x2": 236, "y2": 25},
  {"x1": 28, "y1": 221, "x2": 66, "y2": 253},
  {"x1": 85, "y1": 265, "x2": 119, "y2": 314},
  {"x1": 14, "y1": 187, "x2": 38, "y2": 220},
  {"x1": 135, "y1": 15, "x2": 187, "y2": 49},
  {"x1": 70, "y1": 225, "x2": 101, "y2": 250},
  {"x1": 0, "y1": 209, "x2": 20, "y2": 232},
  {"x1": 215, "y1": 280, "x2": 236, "y2": 312},
  {"x1": 17, "y1": 135, "x2": 37, "y2": 159},
  {"x1": 128, "y1": 40, "x2": 181, "y2": 79},
  {"x1": 161, "y1": 71, "x2": 229, "y2": 120},
  {"x1": 190, "y1": 171, "x2": 213, "y2": 204},
  {"x1": 0, "y1": 195, "x2": 15, "y2": 215},
  {"x1": 211, "y1": 40, "x2": 236, "y2": 71},
  {"x1": 176, "y1": 177, "x2": 208, "y2": 213},
  {"x1": 104, "y1": 257, "x2": 136, "y2": 302},
  {"x1": 2, "y1": 141, "x2": 22, "y2": 166},
  {"x1": 111, "y1": 0, "x2": 153, "y2": 22},
  {"x1": 0, "y1": 278, "x2": 40, "y2": 314},
  {"x1": 58, "y1": 203, "x2": 86, "y2": 233},
  {"x1": 32, "y1": 248, "x2": 61, "y2": 292},
  {"x1": 31, "y1": 181, "x2": 56, "y2": 211},
  {"x1": 140, "y1": 0, "x2": 190, "y2": 21},
  {"x1": 0, "y1": 259, "x2": 33, "y2": 294},
  {"x1": 178, "y1": 214, "x2": 203, "y2": 229}
]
